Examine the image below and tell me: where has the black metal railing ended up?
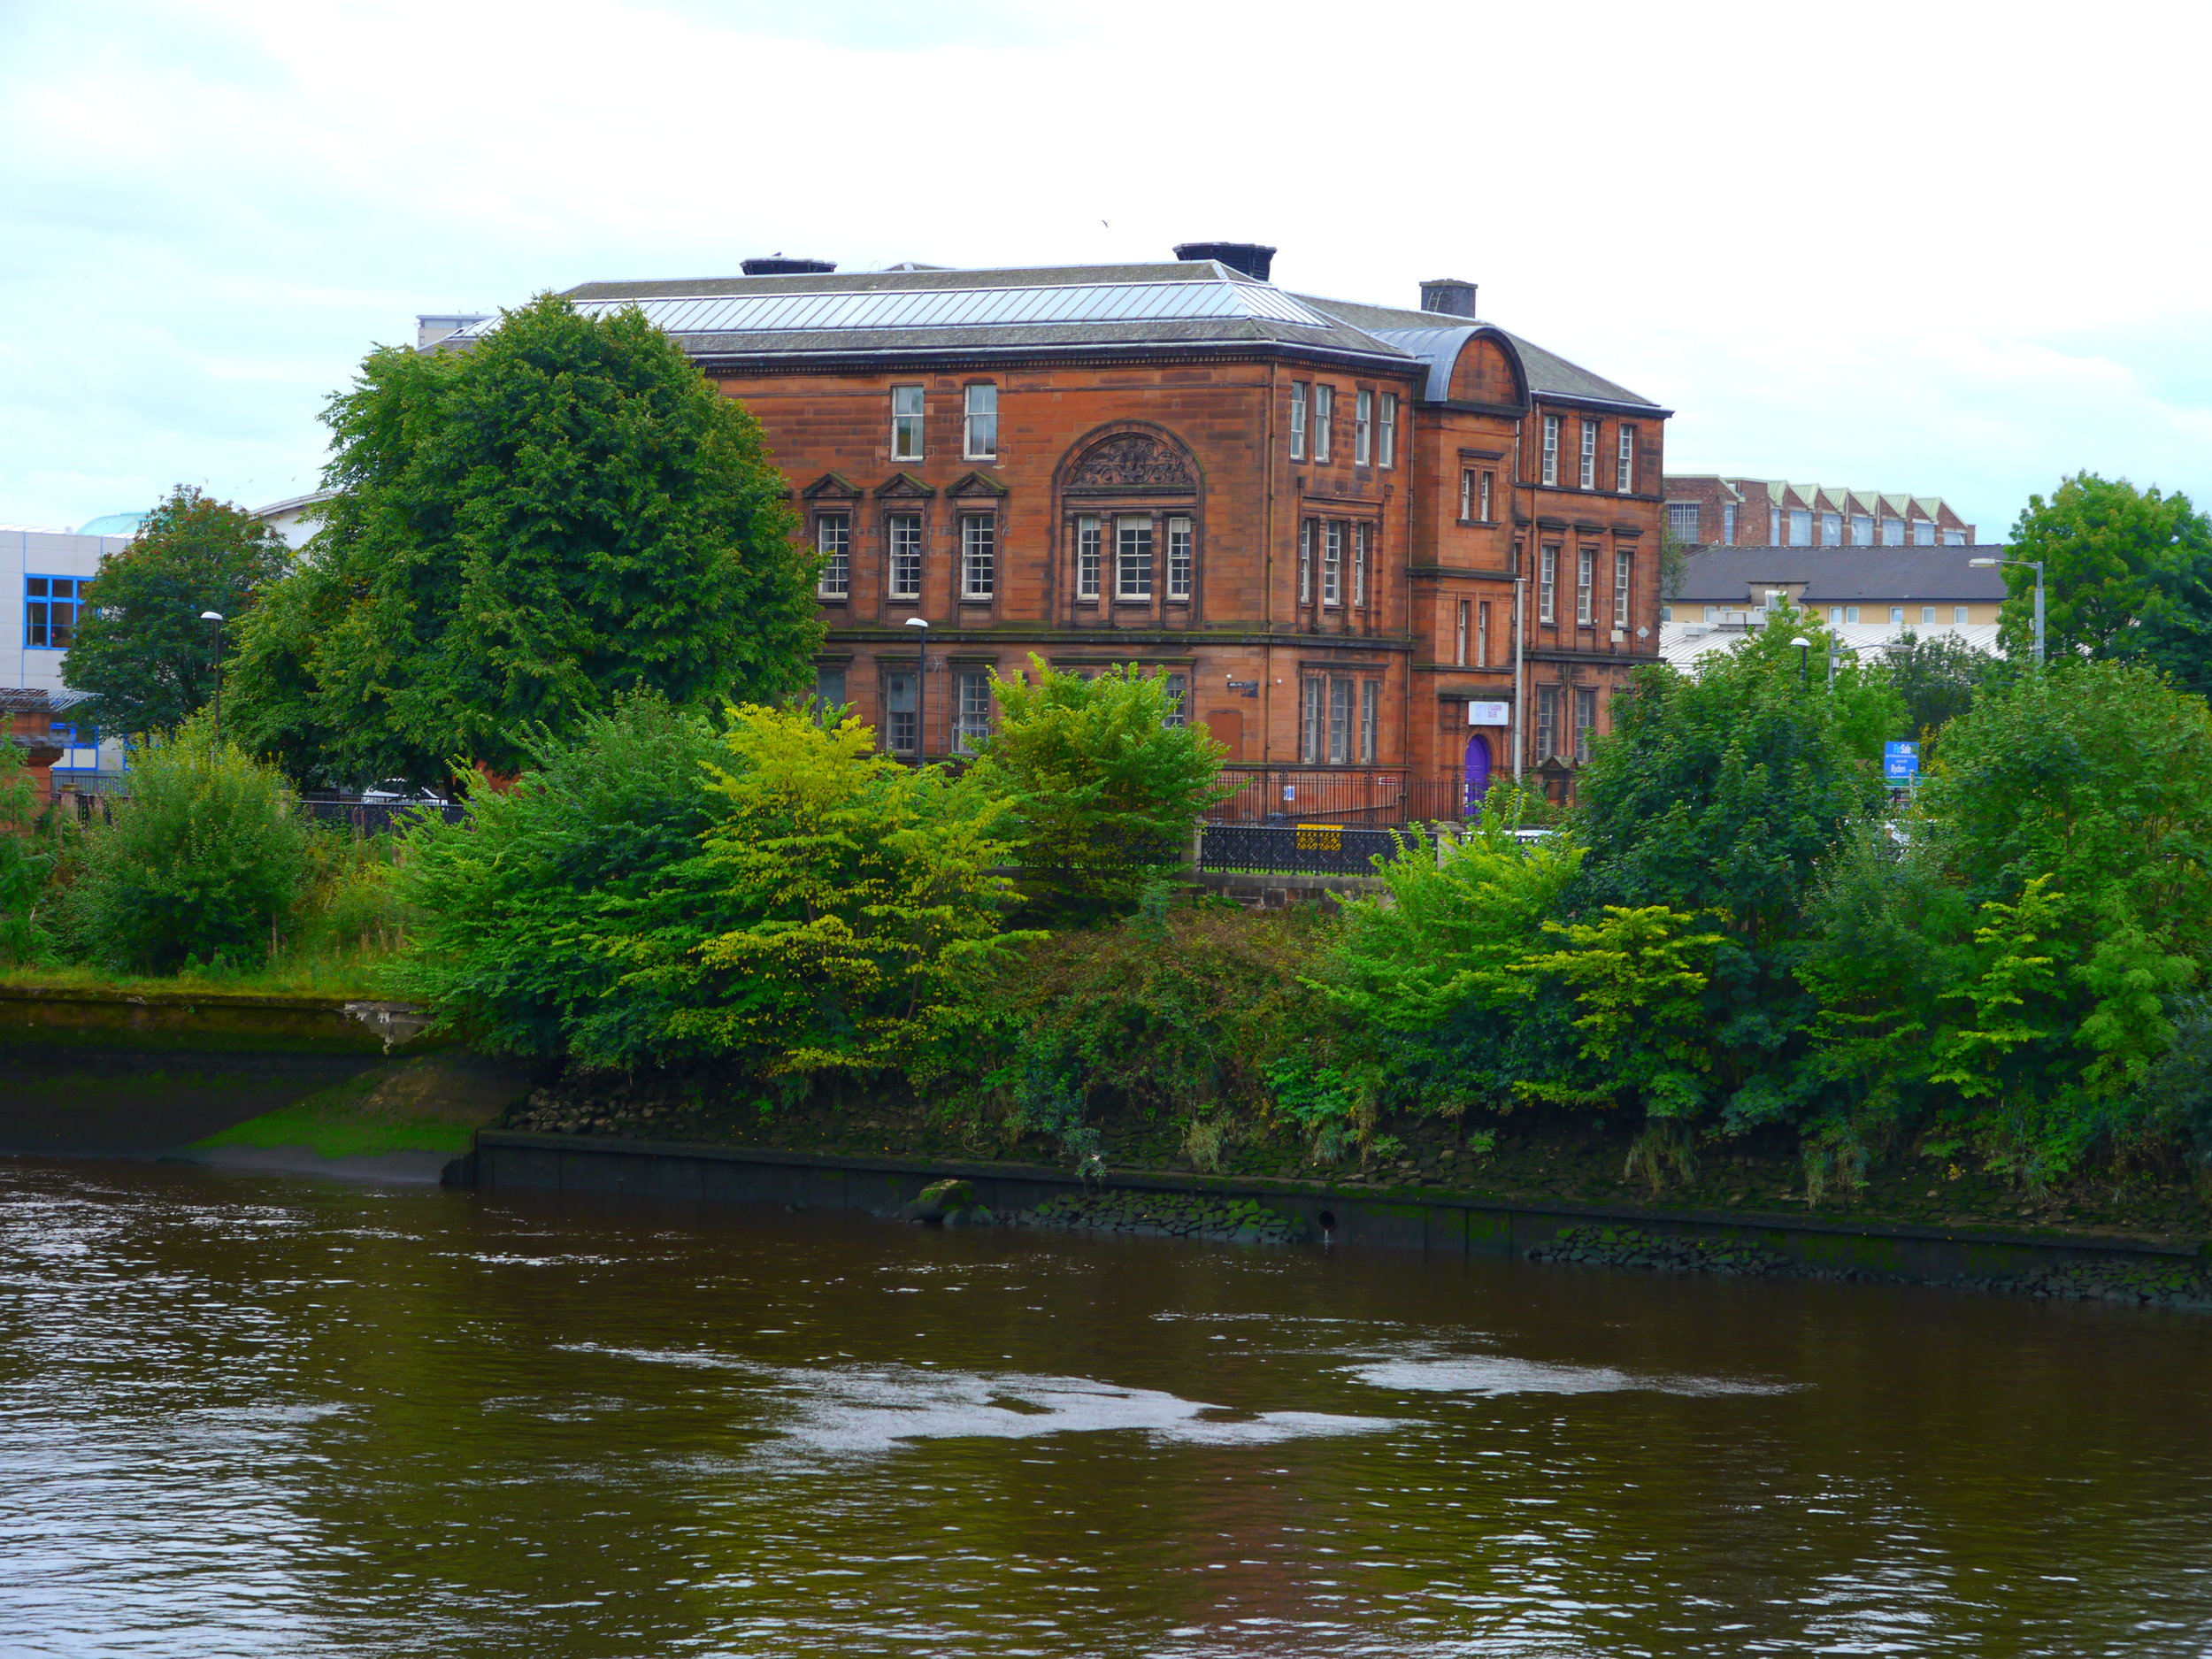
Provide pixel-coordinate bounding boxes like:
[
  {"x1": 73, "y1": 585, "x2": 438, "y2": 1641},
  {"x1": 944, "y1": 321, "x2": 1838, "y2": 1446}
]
[
  {"x1": 49, "y1": 793, "x2": 467, "y2": 834},
  {"x1": 1206, "y1": 771, "x2": 1476, "y2": 827},
  {"x1": 1197, "y1": 821, "x2": 1432, "y2": 877},
  {"x1": 295, "y1": 799, "x2": 469, "y2": 833}
]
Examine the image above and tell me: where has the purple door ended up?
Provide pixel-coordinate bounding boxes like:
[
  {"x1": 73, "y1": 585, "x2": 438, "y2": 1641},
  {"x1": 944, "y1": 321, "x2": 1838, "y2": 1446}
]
[{"x1": 1463, "y1": 734, "x2": 1492, "y2": 811}]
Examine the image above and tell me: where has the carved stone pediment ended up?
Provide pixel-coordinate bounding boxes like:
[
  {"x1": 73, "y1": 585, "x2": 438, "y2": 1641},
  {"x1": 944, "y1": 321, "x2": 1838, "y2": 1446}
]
[
  {"x1": 802, "y1": 471, "x2": 863, "y2": 500},
  {"x1": 946, "y1": 470, "x2": 1009, "y2": 498},
  {"x1": 873, "y1": 470, "x2": 936, "y2": 499},
  {"x1": 1066, "y1": 434, "x2": 1194, "y2": 491}
]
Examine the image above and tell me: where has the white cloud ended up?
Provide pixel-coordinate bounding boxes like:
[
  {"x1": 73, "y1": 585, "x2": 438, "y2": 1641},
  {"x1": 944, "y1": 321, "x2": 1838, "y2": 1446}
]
[{"x1": 4, "y1": 0, "x2": 2210, "y2": 531}]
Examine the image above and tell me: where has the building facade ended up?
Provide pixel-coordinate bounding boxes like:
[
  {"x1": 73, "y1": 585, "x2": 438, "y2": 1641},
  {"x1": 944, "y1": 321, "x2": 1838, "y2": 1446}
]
[
  {"x1": 1662, "y1": 544, "x2": 2008, "y2": 673},
  {"x1": 453, "y1": 246, "x2": 1672, "y2": 809},
  {"x1": 1663, "y1": 476, "x2": 1975, "y2": 550},
  {"x1": 4, "y1": 525, "x2": 134, "y2": 781}
]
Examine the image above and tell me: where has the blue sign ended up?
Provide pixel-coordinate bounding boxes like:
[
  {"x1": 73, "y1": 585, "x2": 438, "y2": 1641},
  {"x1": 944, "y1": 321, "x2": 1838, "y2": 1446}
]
[{"x1": 1883, "y1": 741, "x2": 1920, "y2": 783}]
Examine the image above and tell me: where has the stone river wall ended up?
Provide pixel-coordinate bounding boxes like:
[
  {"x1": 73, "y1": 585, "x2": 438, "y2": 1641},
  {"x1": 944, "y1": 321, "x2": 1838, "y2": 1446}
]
[{"x1": 469, "y1": 1130, "x2": 2212, "y2": 1301}]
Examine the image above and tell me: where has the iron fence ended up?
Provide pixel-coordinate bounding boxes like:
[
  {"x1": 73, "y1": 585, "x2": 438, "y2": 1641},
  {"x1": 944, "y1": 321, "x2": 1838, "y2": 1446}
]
[
  {"x1": 1197, "y1": 821, "x2": 1432, "y2": 877},
  {"x1": 1206, "y1": 770, "x2": 1474, "y2": 827},
  {"x1": 48, "y1": 793, "x2": 467, "y2": 834}
]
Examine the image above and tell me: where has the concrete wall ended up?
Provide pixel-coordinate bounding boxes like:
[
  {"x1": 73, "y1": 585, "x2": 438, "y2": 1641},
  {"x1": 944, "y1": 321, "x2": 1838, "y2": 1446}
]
[{"x1": 471, "y1": 1131, "x2": 2195, "y2": 1287}]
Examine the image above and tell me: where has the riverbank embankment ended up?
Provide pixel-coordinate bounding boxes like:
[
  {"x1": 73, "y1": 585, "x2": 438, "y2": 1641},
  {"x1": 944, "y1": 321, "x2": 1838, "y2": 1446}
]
[
  {"x1": 471, "y1": 1128, "x2": 2212, "y2": 1305},
  {"x1": 0, "y1": 985, "x2": 532, "y2": 1179}
]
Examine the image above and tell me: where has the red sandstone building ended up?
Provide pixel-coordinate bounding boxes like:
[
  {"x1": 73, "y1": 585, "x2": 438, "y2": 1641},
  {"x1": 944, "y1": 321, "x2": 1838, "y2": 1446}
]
[
  {"x1": 1662, "y1": 476, "x2": 1975, "y2": 550},
  {"x1": 463, "y1": 244, "x2": 1671, "y2": 811}
]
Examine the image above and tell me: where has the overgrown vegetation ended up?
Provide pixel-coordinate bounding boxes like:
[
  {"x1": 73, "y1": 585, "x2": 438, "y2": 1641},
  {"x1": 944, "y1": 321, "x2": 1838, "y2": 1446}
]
[{"x1": 29, "y1": 439, "x2": 2212, "y2": 1227}]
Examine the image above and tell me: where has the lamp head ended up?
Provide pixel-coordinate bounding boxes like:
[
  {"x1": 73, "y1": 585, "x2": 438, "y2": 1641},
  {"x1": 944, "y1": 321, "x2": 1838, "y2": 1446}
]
[
  {"x1": 1968, "y1": 557, "x2": 1997, "y2": 567},
  {"x1": 903, "y1": 617, "x2": 929, "y2": 629},
  {"x1": 1789, "y1": 636, "x2": 1811, "y2": 649},
  {"x1": 199, "y1": 611, "x2": 225, "y2": 622}
]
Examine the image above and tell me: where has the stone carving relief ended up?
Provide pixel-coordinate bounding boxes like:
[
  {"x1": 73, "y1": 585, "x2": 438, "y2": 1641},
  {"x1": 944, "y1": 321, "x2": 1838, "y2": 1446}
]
[{"x1": 1066, "y1": 434, "x2": 1194, "y2": 490}]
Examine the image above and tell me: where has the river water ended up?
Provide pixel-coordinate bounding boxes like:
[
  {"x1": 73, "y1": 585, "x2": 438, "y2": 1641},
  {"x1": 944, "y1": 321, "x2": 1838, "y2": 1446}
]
[{"x1": 3, "y1": 1158, "x2": 2209, "y2": 1657}]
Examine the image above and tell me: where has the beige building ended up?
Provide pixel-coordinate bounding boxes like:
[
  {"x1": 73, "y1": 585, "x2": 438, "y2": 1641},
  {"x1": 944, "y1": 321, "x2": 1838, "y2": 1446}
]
[{"x1": 1663, "y1": 545, "x2": 2009, "y2": 669}]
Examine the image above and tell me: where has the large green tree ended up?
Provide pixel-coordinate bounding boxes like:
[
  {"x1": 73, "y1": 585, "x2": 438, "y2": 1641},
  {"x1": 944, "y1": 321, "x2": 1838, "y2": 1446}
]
[
  {"x1": 1571, "y1": 605, "x2": 1901, "y2": 1129},
  {"x1": 60, "y1": 486, "x2": 291, "y2": 739},
  {"x1": 1801, "y1": 658, "x2": 2212, "y2": 1182},
  {"x1": 229, "y1": 294, "x2": 820, "y2": 787},
  {"x1": 1879, "y1": 627, "x2": 2000, "y2": 751},
  {"x1": 1999, "y1": 472, "x2": 2212, "y2": 684}
]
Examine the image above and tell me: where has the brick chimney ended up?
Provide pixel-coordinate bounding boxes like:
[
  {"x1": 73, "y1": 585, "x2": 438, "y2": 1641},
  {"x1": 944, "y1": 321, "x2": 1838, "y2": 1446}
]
[
  {"x1": 1173, "y1": 242, "x2": 1276, "y2": 281},
  {"x1": 1420, "y1": 278, "x2": 1478, "y2": 319},
  {"x1": 741, "y1": 256, "x2": 838, "y2": 275}
]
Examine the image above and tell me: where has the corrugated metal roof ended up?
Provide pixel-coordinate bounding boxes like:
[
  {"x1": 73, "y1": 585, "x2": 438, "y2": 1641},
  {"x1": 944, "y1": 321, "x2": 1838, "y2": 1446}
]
[
  {"x1": 450, "y1": 259, "x2": 1661, "y2": 406},
  {"x1": 454, "y1": 277, "x2": 1340, "y2": 344}
]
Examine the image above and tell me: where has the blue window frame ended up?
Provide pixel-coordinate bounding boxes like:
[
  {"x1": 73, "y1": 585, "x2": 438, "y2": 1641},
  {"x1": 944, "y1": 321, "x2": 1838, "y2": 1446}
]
[
  {"x1": 25, "y1": 575, "x2": 88, "y2": 649},
  {"x1": 49, "y1": 721, "x2": 104, "y2": 773}
]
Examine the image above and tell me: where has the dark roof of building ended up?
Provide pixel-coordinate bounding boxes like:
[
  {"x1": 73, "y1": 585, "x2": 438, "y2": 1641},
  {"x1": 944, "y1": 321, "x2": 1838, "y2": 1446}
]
[
  {"x1": 1678, "y1": 546, "x2": 2011, "y2": 603},
  {"x1": 1297, "y1": 294, "x2": 1663, "y2": 409},
  {"x1": 450, "y1": 259, "x2": 1663, "y2": 410}
]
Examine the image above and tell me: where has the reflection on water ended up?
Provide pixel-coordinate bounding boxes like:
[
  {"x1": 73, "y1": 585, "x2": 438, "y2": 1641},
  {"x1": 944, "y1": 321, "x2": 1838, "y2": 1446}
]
[{"x1": 1, "y1": 1157, "x2": 2209, "y2": 1657}]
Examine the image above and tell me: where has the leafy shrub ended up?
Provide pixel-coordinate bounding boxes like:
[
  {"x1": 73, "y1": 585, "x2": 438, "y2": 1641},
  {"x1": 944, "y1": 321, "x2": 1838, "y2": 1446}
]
[
  {"x1": 64, "y1": 718, "x2": 309, "y2": 972},
  {"x1": 0, "y1": 741, "x2": 54, "y2": 964},
  {"x1": 645, "y1": 705, "x2": 1033, "y2": 1077},
  {"x1": 929, "y1": 895, "x2": 1332, "y2": 1168},
  {"x1": 390, "y1": 694, "x2": 726, "y2": 1057},
  {"x1": 1796, "y1": 660, "x2": 2212, "y2": 1186},
  {"x1": 967, "y1": 657, "x2": 1226, "y2": 914},
  {"x1": 289, "y1": 828, "x2": 408, "y2": 961},
  {"x1": 396, "y1": 698, "x2": 1032, "y2": 1079}
]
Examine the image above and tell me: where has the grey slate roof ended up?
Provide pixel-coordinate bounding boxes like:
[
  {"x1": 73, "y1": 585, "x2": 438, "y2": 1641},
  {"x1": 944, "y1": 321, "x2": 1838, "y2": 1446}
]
[
  {"x1": 1295, "y1": 294, "x2": 1663, "y2": 409},
  {"x1": 1678, "y1": 546, "x2": 2010, "y2": 604},
  {"x1": 458, "y1": 259, "x2": 1661, "y2": 409}
]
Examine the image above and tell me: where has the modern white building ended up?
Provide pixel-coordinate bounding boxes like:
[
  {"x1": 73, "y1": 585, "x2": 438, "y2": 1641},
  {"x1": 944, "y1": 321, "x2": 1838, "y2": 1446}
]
[
  {"x1": 250, "y1": 489, "x2": 336, "y2": 549},
  {"x1": 3, "y1": 524, "x2": 138, "y2": 779}
]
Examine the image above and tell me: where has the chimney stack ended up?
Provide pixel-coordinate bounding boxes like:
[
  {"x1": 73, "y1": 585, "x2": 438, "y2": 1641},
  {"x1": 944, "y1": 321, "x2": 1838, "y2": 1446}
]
[
  {"x1": 1420, "y1": 278, "x2": 1479, "y2": 319},
  {"x1": 741, "y1": 256, "x2": 838, "y2": 276},
  {"x1": 1172, "y1": 242, "x2": 1277, "y2": 282}
]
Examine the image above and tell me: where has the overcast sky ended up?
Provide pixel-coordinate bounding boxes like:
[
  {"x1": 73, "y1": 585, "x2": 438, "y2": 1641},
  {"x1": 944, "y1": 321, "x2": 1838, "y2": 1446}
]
[{"x1": 4, "y1": 0, "x2": 2207, "y2": 537}]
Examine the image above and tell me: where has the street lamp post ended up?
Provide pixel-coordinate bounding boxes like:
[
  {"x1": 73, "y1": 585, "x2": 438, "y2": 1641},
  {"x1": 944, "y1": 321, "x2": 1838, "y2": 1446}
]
[
  {"x1": 1511, "y1": 573, "x2": 1527, "y2": 784},
  {"x1": 1969, "y1": 556, "x2": 2046, "y2": 666},
  {"x1": 199, "y1": 611, "x2": 226, "y2": 736},
  {"x1": 903, "y1": 616, "x2": 929, "y2": 764},
  {"x1": 1791, "y1": 634, "x2": 1811, "y2": 687}
]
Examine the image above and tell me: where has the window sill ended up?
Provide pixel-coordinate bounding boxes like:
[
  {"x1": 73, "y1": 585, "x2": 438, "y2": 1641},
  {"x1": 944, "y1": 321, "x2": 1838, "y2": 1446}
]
[{"x1": 959, "y1": 596, "x2": 994, "y2": 606}]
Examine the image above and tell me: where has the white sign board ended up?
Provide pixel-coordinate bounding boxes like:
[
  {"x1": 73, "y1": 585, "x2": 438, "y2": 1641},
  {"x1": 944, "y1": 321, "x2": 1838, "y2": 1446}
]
[{"x1": 1465, "y1": 701, "x2": 1512, "y2": 726}]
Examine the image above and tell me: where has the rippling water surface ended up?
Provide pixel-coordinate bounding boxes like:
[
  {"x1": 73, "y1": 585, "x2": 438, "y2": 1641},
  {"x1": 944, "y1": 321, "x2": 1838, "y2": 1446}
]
[{"x1": 3, "y1": 1157, "x2": 2210, "y2": 1656}]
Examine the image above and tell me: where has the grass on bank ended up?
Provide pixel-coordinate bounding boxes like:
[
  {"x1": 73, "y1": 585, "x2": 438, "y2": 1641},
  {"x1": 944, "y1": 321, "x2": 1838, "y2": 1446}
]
[{"x1": 0, "y1": 951, "x2": 402, "y2": 1002}]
